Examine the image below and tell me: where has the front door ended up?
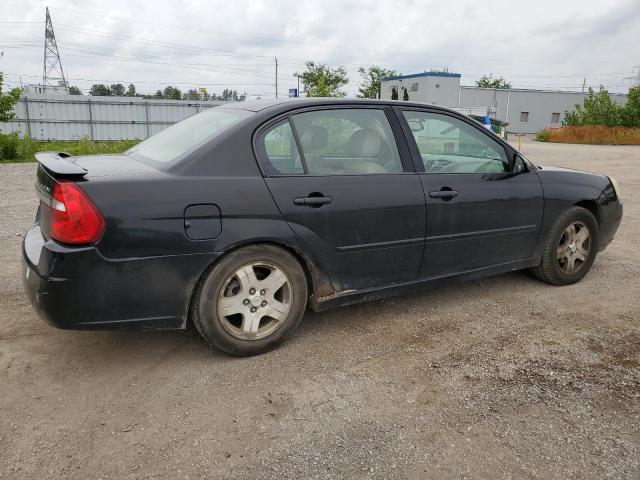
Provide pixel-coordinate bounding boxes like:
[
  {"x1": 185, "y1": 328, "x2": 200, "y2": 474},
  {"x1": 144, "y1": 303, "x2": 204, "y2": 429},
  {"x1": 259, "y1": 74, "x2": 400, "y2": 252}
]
[
  {"x1": 257, "y1": 107, "x2": 426, "y2": 291},
  {"x1": 398, "y1": 108, "x2": 544, "y2": 278}
]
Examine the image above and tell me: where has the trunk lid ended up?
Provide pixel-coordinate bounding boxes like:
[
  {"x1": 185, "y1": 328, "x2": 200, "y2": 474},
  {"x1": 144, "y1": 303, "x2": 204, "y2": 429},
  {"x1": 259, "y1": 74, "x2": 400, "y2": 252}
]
[
  {"x1": 36, "y1": 151, "x2": 158, "y2": 180},
  {"x1": 34, "y1": 152, "x2": 155, "y2": 244}
]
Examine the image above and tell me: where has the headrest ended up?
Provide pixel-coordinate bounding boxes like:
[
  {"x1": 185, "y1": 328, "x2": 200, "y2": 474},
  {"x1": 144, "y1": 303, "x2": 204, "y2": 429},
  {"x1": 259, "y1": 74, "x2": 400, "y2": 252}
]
[
  {"x1": 300, "y1": 126, "x2": 329, "y2": 151},
  {"x1": 346, "y1": 129, "x2": 382, "y2": 158}
]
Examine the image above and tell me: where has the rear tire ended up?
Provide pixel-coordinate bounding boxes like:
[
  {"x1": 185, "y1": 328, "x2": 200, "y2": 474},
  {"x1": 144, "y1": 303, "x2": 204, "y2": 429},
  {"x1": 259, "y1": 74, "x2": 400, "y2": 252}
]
[
  {"x1": 192, "y1": 245, "x2": 308, "y2": 356},
  {"x1": 530, "y1": 206, "x2": 599, "y2": 285}
]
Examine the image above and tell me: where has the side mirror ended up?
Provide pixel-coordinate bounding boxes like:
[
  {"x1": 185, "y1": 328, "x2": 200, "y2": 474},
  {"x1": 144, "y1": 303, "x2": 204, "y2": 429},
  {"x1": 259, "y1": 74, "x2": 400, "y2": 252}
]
[{"x1": 513, "y1": 154, "x2": 527, "y2": 174}]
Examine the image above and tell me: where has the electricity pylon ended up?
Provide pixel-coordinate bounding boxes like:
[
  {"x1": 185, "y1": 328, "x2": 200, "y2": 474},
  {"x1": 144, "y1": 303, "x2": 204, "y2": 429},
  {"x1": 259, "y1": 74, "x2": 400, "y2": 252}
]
[{"x1": 42, "y1": 7, "x2": 68, "y2": 94}]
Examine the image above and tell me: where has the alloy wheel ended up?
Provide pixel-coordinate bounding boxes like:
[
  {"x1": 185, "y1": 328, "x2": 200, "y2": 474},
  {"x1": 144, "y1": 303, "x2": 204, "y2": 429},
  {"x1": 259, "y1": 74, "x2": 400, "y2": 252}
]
[
  {"x1": 556, "y1": 221, "x2": 591, "y2": 274},
  {"x1": 217, "y1": 262, "x2": 292, "y2": 340}
]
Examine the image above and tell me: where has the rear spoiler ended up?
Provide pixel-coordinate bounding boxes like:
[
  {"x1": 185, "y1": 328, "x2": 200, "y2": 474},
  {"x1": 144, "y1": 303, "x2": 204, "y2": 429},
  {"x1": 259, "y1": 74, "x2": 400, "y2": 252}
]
[{"x1": 35, "y1": 152, "x2": 87, "y2": 178}]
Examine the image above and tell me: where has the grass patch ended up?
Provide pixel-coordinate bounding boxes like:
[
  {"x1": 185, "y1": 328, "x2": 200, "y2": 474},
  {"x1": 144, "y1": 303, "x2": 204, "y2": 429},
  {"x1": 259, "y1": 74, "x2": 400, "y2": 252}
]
[
  {"x1": 537, "y1": 126, "x2": 640, "y2": 145},
  {"x1": 0, "y1": 134, "x2": 140, "y2": 163},
  {"x1": 535, "y1": 129, "x2": 551, "y2": 142}
]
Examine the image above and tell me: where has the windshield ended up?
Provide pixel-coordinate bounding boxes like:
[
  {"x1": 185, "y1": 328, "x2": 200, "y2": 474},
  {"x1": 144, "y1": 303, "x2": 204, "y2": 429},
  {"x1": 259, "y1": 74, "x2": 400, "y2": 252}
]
[{"x1": 127, "y1": 108, "x2": 252, "y2": 164}]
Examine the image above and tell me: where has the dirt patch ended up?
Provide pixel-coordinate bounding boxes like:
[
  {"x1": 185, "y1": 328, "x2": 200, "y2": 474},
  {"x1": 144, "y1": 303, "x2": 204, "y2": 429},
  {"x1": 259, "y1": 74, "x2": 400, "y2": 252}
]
[{"x1": 1, "y1": 141, "x2": 639, "y2": 479}]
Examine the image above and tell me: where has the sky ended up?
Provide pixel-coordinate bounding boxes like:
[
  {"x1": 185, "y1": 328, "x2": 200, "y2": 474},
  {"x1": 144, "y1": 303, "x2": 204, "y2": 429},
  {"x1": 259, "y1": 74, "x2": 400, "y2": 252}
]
[{"x1": 1, "y1": 0, "x2": 639, "y2": 98}]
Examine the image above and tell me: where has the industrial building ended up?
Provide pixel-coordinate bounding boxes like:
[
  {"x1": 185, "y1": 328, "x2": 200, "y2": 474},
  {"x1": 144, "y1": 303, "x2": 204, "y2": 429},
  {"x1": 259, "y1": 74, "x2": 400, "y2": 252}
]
[{"x1": 380, "y1": 72, "x2": 628, "y2": 134}]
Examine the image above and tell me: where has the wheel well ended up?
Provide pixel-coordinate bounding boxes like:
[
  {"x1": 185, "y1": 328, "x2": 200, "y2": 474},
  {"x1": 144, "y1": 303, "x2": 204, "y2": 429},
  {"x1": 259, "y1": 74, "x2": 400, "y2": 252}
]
[
  {"x1": 186, "y1": 241, "x2": 334, "y2": 327},
  {"x1": 574, "y1": 200, "x2": 601, "y2": 226}
]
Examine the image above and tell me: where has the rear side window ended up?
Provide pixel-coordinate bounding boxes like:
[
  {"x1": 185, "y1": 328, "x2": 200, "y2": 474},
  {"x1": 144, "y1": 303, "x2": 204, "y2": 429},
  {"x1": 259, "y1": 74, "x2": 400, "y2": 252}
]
[
  {"x1": 262, "y1": 120, "x2": 304, "y2": 175},
  {"x1": 290, "y1": 109, "x2": 403, "y2": 176},
  {"x1": 260, "y1": 108, "x2": 404, "y2": 176}
]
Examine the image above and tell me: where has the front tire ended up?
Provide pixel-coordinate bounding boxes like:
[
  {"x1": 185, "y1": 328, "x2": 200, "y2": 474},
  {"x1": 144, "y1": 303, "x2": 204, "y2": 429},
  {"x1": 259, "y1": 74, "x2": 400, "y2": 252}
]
[
  {"x1": 530, "y1": 206, "x2": 599, "y2": 285},
  {"x1": 192, "y1": 245, "x2": 308, "y2": 356}
]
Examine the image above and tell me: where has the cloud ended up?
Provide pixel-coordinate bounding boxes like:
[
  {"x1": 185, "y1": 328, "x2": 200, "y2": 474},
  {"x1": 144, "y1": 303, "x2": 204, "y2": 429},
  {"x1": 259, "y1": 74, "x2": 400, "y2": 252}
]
[{"x1": 1, "y1": 0, "x2": 637, "y2": 96}]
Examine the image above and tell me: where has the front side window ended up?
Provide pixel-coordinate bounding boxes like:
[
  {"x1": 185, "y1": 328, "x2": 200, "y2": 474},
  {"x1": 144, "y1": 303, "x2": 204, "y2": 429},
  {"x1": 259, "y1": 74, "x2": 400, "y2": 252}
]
[
  {"x1": 402, "y1": 110, "x2": 509, "y2": 174},
  {"x1": 127, "y1": 107, "x2": 252, "y2": 164},
  {"x1": 289, "y1": 109, "x2": 403, "y2": 176}
]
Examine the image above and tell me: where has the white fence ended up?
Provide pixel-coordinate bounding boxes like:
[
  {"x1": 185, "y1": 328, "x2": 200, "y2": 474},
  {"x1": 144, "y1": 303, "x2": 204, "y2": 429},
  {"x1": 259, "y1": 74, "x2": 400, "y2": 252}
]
[{"x1": 0, "y1": 94, "x2": 228, "y2": 141}]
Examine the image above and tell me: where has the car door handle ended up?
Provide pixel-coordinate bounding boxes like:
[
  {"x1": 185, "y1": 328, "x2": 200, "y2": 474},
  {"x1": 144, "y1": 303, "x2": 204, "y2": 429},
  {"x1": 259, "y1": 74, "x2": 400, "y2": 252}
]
[
  {"x1": 293, "y1": 195, "x2": 333, "y2": 206},
  {"x1": 429, "y1": 190, "x2": 459, "y2": 199}
]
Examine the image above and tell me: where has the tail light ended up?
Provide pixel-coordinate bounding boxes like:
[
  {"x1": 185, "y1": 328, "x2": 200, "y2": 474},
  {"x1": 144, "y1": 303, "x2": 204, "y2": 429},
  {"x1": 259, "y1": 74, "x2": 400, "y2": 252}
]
[{"x1": 49, "y1": 181, "x2": 105, "y2": 244}]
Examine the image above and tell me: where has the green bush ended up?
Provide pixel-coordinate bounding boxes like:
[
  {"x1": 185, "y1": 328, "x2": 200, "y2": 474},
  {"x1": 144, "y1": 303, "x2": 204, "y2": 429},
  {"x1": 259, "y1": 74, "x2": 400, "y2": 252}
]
[
  {"x1": 0, "y1": 132, "x2": 21, "y2": 160},
  {"x1": 536, "y1": 129, "x2": 551, "y2": 142},
  {"x1": 563, "y1": 85, "x2": 640, "y2": 128},
  {"x1": 16, "y1": 134, "x2": 39, "y2": 160},
  {"x1": 621, "y1": 85, "x2": 640, "y2": 128}
]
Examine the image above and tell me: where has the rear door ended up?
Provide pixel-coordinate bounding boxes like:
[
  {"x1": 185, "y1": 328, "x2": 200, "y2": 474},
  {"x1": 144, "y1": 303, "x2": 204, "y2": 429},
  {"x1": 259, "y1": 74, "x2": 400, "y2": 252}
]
[
  {"x1": 397, "y1": 108, "x2": 544, "y2": 278},
  {"x1": 256, "y1": 106, "x2": 426, "y2": 291}
]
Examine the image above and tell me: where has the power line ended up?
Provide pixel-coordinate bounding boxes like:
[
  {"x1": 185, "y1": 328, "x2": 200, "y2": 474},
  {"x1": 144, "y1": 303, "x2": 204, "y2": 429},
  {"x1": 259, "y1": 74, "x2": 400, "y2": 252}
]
[
  {"x1": 43, "y1": 6, "x2": 419, "y2": 57},
  {"x1": 2, "y1": 72, "x2": 274, "y2": 86},
  {"x1": 0, "y1": 45, "x2": 277, "y2": 80},
  {"x1": 3, "y1": 18, "x2": 633, "y2": 83},
  {"x1": 2, "y1": 7, "x2": 634, "y2": 95}
]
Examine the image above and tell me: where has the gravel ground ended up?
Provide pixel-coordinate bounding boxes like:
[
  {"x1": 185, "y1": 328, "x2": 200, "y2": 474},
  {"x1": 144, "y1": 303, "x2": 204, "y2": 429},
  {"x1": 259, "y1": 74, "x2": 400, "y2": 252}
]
[{"x1": 1, "y1": 138, "x2": 639, "y2": 479}]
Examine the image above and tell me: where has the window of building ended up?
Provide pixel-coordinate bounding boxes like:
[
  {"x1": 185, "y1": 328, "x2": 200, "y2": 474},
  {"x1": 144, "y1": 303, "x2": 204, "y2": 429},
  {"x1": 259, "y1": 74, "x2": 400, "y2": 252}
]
[
  {"x1": 551, "y1": 112, "x2": 561, "y2": 124},
  {"x1": 520, "y1": 112, "x2": 529, "y2": 123},
  {"x1": 410, "y1": 82, "x2": 419, "y2": 92}
]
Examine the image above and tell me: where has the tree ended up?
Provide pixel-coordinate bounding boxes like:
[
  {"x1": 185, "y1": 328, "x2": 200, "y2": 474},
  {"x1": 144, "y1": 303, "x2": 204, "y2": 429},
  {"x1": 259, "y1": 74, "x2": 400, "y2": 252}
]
[
  {"x1": 154, "y1": 90, "x2": 163, "y2": 98},
  {"x1": 301, "y1": 61, "x2": 348, "y2": 97},
  {"x1": 163, "y1": 86, "x2": 182, "y2": 100},
  {"x1": 68, "y1": 85, "x2": 83, "y2": 95},
  {"x1": 183, "y1": 89, "x2": 200, "y2": 101},
  {"x1": 475, "y1": 74, "x2": 511, "y2": 89},
  {"x1": 0, "y1": 73, "x2": 22, "y2": 122},
  {"x1": 357, "y1": 65, "x2": 398, "y2": 99},
  {"x1": 110, "y1": 83, "x2": 126, "y2": 96},
  {"x1": 214, "y1": 89, "x2": 245, "y2": 101},
  {"x1": 391, "y1": 86, "x2": 398, "y2": 100},
  {"x1": 89, "y1": 84, "x2": 112, "y2": 96},
  {"x1": 621, "y1": 84, "x2": 640, "y2": 127},
  {"x1": 126, "y1": 83, "x2": 137, "y2": 97},
  {"x1": 563, "y1": 87, "x2": 622, "y2": 127},
  {"x1": 403, "y1": 87, "x2": 409, "y2": 101}
]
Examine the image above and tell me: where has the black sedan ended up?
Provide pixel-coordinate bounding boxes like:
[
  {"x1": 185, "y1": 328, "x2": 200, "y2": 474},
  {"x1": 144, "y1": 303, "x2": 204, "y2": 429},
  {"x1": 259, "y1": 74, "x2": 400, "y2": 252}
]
[{"x1": 23, "y1": 99, "x2": 623, "y2": 355}]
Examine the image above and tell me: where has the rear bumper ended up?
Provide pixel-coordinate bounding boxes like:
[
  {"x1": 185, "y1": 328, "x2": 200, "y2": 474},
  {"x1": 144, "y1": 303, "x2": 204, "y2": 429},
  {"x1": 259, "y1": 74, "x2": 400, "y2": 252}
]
[{"x1": 22, "y1": 224, "x2": 222, "y2": 330}]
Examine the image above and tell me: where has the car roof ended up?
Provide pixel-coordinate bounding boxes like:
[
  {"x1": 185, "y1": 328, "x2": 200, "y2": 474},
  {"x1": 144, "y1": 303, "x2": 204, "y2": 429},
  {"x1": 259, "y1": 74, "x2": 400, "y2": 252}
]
[{"x1": 218, "y1": 97, "x2": 458, "y2": 114}]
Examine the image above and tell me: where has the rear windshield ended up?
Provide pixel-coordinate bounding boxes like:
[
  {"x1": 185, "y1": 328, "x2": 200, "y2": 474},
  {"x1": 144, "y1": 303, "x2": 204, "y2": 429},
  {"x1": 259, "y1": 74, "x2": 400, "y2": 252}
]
[{"x1": 126, "y1": 108, "x2": 252, "y2": 164}]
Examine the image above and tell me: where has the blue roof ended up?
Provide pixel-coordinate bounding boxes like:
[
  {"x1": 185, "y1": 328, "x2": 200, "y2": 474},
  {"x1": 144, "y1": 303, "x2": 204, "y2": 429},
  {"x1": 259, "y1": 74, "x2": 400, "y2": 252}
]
[{"x1": 382, "y1": 71, "x2": 461, "y2": 81}]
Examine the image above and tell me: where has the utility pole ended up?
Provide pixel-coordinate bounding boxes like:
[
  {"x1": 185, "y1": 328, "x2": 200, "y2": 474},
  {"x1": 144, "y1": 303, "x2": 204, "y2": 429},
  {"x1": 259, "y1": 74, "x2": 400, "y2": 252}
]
[
  {"x1": 581, "y1": 78, "x2": 586, "y2": 93},
  {"x1": 622, "y1": 66, "x2": 639, "y2": 87},
  {"x1": 293, "y1": 72, "x2": 302, "y2": 97},
  {"x1": 43, "y1": 7, "x2": 68, "y2": 94},
  {"x1": 275, "y1": 57, "x2": 278, "y2": 98}
]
